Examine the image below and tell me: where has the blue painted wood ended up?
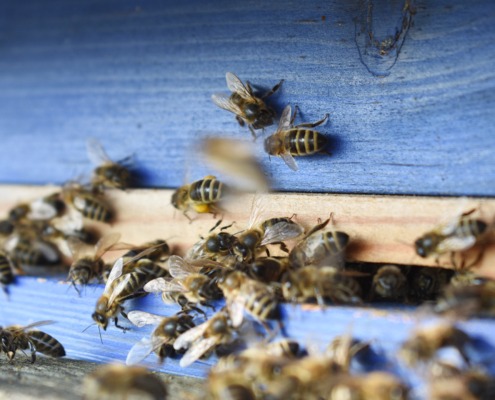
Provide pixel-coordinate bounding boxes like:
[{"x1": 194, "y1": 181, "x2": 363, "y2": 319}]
[
  {"x1": 0, "y1": 0, "x2": 494, "y2": 196},
  {"x1": 2, "y1": 276, "x2": 495, "y2": 399}
]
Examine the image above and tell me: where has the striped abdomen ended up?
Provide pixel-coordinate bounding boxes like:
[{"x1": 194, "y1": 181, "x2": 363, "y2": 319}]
[
  {"x1": 284, "y1": 129, "x2": 327, "y2": 156},
  {"x1": 0, "y1": 253, "x2": 14, "y2": 285},
  {"x1": 189, "y1": 178, "x2": 225, "y2": 204},
  {"x1": 27, "y1": 330, "x2": 66, "y2": 357},
  {"x1": 452, "y1": 218, "x2": 487, "y2": 240},
  {"x1": 321, "y1": 231, "x2": 350, "y2": 255},
  {"x1": 69, "y1": 258, "x2": 104, "y2": 285},
  {"x1": 244, "y1": 286, "x2": 278, "y2": 321},
  {"x1": 73, "y1": 194, "x2": 112, "y2": 222}
]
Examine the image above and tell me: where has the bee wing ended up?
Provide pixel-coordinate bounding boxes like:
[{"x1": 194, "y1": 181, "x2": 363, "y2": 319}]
[
  {"x1": 33, "y1": 240, "x2": 60, "y2": 263},
  {"x1": 127, "y1": 310, "x2": 164, "y2": 327},
  {"x1": 87, "y1": 137, "x2": 112, "y2": 165},
  {"x1": 144, "y1": 277, "x2": 185, "y2": 294},
  {"x1": 126, "y1": 336, "x2": 155, "y2": 365},
  {"x1": 52, "y1": 211, "x2": 84, "y2": 234},
  {"x1": 107, "y1": 273, "x2": 132, "y2": 305},
  {"x1": 227, "y1": 297, "x2": 246, "y2": 328},
  {"x1": 280, "y1": 153, "x2": 299, "y2": 171},
  {"x1": 246, "y1": 195, "x2": 267, "y2": 230},
  {"x1": 94, "y1": 232, "x2": 122, "y2": 259},
  {"x1": 179, "y1": 337, "x2": 219, "y2": 368},
  {"x1": 17, "y1": 320, "x2": 56, "y2": 332},
  {"x1": 278, "y1": 105, "x2": 292, "y2": 132},
  {"x1": 260, "y1": 221, "x2": 304, "y2": 246},
  {"x1": 438, "y1": 236, "x2": 477, "y2": 253},
  {"x1": 173, "y1": 322, "x2": 210, "y2": 351},
  {"x1": 185, "y1": 239, "x2": 207, "y2": 260},
  {"x1": 225, "y1": 72, "x2": 253, "y2": 99},
  {"x1": 168, "y1": 255, "x2": 196, "y2": 279},
  {"x1": 103, "y1": 257, "x2": 124, "y2": 295},
  {"x1": 211, "y1": 93, "x2": 243, "y2": 115},
  {"x1": 27, "y1": 198, "x2": 58, "y2": 220}
]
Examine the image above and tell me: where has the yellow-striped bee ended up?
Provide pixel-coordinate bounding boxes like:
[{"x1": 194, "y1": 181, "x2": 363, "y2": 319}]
[
  {"x1": 87, "y1": 138, "x2": 132, "y2": 191},
  {"x1": 0, "y1": 320, "x2": 65, "y2": 363},
  {"x1": 264, "y1": 105, "x2": 328, "y2": 171},
  {"x1": 211, "y1": 72, "x2": 283, "y2": 138},
  {"x1": 171, "y1": 175, "x2": 228, "y2": 220},
  {"x1": 126, "y1": 310, "x2": 195, "y2": 365}
]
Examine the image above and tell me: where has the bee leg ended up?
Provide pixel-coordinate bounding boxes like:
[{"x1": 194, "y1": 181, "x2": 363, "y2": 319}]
[
  {"x1": 461, "y1": 208, "x2": 477, "y2": 217},
  {"x1": 183, "y1": 211, "x2": 194, "y2": 224},
  {"x1": 28, "y1": 340, "x2": 36, "y2": 363},
  {"x1": 261, "y1": 79, "x2": 284, "y2": 99},
  {"x1": 236, "y1": 115, "x2": 246, "y2": 127},
  {"x1": 200, "y1": 301, "x2": 216, "y2": 312},
  {"x1": 279, "y1": 242, "x2": 290, "y2": 253},
  {"x1": 220, "y1": 221, "x2": 236, "y2": 231},
  {"x1": 248, "y1": 124, "x2": 257, "y2": 140},
  {"x1": 209, "y1": 219, "x2": 223, "y2": 232},
  {"x1": 114, "y1": 317, "x2": 130, "y2": 332},
  {"x1": 295, "y1": 113, "x2": 330, "y2": 129},
  {"x1": 265, "y1": 247, "x2": 271, "y2": 257},
  {"x1": 185, "y1": 304, "x2": 207, "y2": 319},
  {"x1": 314, "y1": 287, "x2": 326, "y2": 308}
]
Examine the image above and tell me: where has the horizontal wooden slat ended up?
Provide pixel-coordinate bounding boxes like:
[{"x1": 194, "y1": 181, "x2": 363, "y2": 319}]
[
  {"x1": 0, "y1": 0, "x2": 494, "y2": 196},
  {"x1": 1, "y1": 185, "x2": 494, "y2": 278}
]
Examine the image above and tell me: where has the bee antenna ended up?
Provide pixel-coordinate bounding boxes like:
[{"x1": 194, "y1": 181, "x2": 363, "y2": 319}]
[
  {"x1": 82, "y1": 322, "x2": 96, "y2": 333},
  {"x1": 98, "y1": 326, "x2": 103, "y2": 344}
]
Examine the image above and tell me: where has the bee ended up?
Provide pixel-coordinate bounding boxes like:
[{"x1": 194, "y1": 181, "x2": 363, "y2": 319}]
[
  {"x1": 289, "y1": 217, "x2": 350, "y2": 269},
  {"x1": 414, "y1": 209, "x2": 488, "y2": 266},
  {"x1": 264, "y1": 105, "x2": 329, "y2": 171},
  {"x1": 126, "y1": 310, "x2": 195, "y2": 365},
  {"x1": 326, "y1": 334, "x2": 371, "y2": 372},
  {"x1": 186, "y1": 220, "x2": 238, "y2": 262},
  {"x1": 121, "y1": 239, "x2": 170, "y2": 263},
  {"x1": 6, "y1": 232, "x2": 61, "y2": 266},
  {"x1": 400, "y1": 323, "x2": 471, "y2": 366},
  {"x1": 67, "y1": 233, "x2": 122, "y2": 293},
  {"x1": 429, "y1": 368, "x2": 495, "y2": 400},
  {"x1": 282, "y1": 266, "x2": 363, "y2": 306},
  {"x1": 233, "y1": 215, "x2": 304, "y2": 263},
  {"x1": 62, "y1": 182, "x2": 113, "y2": 223},
  {"x1": 408, "y1": 266, "x2": 453, "y2": 302},
  {"x1": 8, "y1": 193, "x2": 65, "y2": 222},
  {"x1": 211, "y1": 72, "x2": 283, "y2": 138},
  {"x1": 0, "y1": 251, "x2": 17, "y2": 295},
  {"x1": 371, "y1": 265, "x2": 408, "y2": 301},
  {"x1": 173, "y1": 308, "x2": 235, "y2": 367},
  {"x1": 171, "y1": 175, "x2": 228, "y2": 220},
  {"x1": 433, "y1": 279, "x2": 495, "y2": 318},
  {"x1": 87, "y1": 138, "x2": 132, "y2": 191},
  {"x1": 217, "y1": 270, "x2": 279, "y2": 330},
  {"x1": 242, "y1": 256, "x2": 290, "y2": 284},
  {"x1": 0, "y1": 320, "x2": 65, "y2": 363},
  {"x1": 144, "y1": 256, "x2": 223, "y2": 314},
  {"x1": 92, "y1": 255, "x2": 168, "y2": 331},
  {"x1": 83, "y1": 364, "x2": 168, "y2": 400},
  {"x1": 327, "y1": 372, "x2": 410, "y2": 400},
  {"x1": 0, "y1": 219, "x2": 14, "y2": 236}
]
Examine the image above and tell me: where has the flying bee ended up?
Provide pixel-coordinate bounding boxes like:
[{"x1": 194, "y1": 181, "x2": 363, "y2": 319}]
[
  {"x1": 144, "y1": 256, "x2": 223, "y2": 314},
  {"x1": 400, "y1": 323, "x2": 471, "y2": 367},
  {"x1": 171, "y1": 175, "x2": 228, "y2": 220},
  {"x1": 433, "y1": 279, "x2": 495, "y2": 318},
  {"x1": 289, "y1": 217, "x2": 350, "y2": 269},
  {"x1": 211, "y1": 72, "x2": 283, "y2": 138},
  {"x1": 126, "y1": 310, "x2": 195, "y2": 365},
  {"x1": 0, "y1": 320, "x2": 65, "y2": 363},
  {"x1": 83, "y1": 364, "x2": 168, "y2": 400},
  {"x1": 0, "y1": 251, "x2": 17, "y2": 295},
  {"x1": 414, "y1": 208, "x2": 488, "y2": 267},
  {"x1": 282, "y1": 265, "x2": 363, "y2": 306},
  {"x1": 173, "y1": 308, "x2": 235, "y2": 367},
  {"x1": 328, "y1": 372, "x2": 410, "y2": 400},
  {"x1": 62, "y1": 182, "x2": 113, "y2": 223},
  {"x1": 264, "y1": 104, "x2": 329, "y2": 171},
  {"x1": 67, "y1": 232, "x2": 122, "y2": 293},
  {"x1": 371, "y1": 265, "x2": 408, "y2": 301},
  {"x1": 87, "y1": 138, "x2": 132, "y2": 191},
  {"x1": 8, "y1": 192, "x2": 65, "y2": 222},
  {"x1": 217, "y1": 270, "x2": 279, "y2": 331}
]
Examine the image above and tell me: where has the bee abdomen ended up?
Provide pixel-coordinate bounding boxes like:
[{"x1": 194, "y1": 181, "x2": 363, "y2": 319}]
[
  {"x1": 0, "y1": 255, "x2": 14, "y2": 284},
  {"x1": 74, "y1": 196, "x2": 112, "y2": 222},
  {"x1": 245, "y1": 291, "x2": 278, "y2": 320},
  {"x1": 456, "y1": 219, "x2": 488, "y2": 239},
  {"x1": 322, "y1": 231, "x2": 350, "y2": 254},
  {"x1": 190, "y1": 178, "x2": 224, "y2": 204},
  {"x1": 27, "y1": 331, "x2": 66, "y2": 357},
  {"x1": 285, "y1": 129, "x2": 326, "y2": 156}
]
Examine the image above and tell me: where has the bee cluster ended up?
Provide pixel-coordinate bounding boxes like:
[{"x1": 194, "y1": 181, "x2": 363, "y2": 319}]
[{"x1": 0, "y1": 72, "x2": 494, "y2": 400}]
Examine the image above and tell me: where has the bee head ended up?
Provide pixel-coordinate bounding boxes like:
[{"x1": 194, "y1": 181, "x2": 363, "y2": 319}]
[
  {"x1": 92, "y1": 312, "x2": 108, "y2": 330},
  {"x1": 414, "y1": 234, "x2": 436, "y2": 258},
  {"x1": 251, "y1": 106, "x2": 275, "y2": 129},
  {"x1": 171, "y1": 187, "x2": 188, "y2": 210},
  {"x1": 263, "y1": 135, "x2": 283, "y2": 155}
]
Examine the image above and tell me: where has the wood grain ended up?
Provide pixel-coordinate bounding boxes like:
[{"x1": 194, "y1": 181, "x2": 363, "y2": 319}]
[
  {"x1": 1, "y1": 185, "x2": 494, "y2": 278},
  {"x1": 0, "y1": 0, "x2": 493, "y2": 196}
]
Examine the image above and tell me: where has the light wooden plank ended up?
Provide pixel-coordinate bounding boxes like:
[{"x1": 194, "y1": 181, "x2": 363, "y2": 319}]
[
  {"x1": 0, "y1": 0, "x2": 493, "y2": 196},
  {"x1": 1, "y1": 185, "x2": 494, "y2": 278}
]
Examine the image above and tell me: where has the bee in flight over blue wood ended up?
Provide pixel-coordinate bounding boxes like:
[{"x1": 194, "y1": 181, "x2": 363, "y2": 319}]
[{"x1": 212, "y1": 72, "x2": 283, "y2": 139}]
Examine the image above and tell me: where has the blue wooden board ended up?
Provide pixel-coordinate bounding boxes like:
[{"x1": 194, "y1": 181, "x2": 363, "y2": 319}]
[
  {"x1": 0, "y1": 0, "x2": 494, "y2": 196},
  {"x1": 1, "y1": 276, "x2": 495, "y2": 399}
]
